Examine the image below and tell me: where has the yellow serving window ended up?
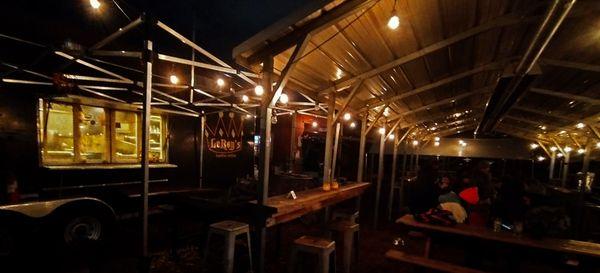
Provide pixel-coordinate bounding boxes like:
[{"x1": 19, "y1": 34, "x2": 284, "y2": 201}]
[
  {"x1": 113, "y1": 110, "x2": 139, "y2": 162},
  {"x1": 76, "y1": 105, "x2": 108, "y2": 163},
  {"x1": 41, "y1": 102, "x2": 75, "y2": 164}
]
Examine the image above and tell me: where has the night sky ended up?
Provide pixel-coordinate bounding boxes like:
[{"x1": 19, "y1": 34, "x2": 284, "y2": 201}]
[{"x1": 1, "y1": 0, "x2": 310, "y2": 62}]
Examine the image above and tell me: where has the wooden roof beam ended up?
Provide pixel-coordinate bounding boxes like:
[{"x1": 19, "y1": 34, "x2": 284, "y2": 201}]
[
  {"x1": 365, "y1": 104, "x2": 389, "y2": 135},
  {"x1": 333, "y1": 80, "x2": 363, "y2": 123},
  {"x1": 318, "y1": 14, "x2": 526, "y2": 95},
  {"x1": 512, "y1": 106, "x2": 579, "y2": 122},
  {"x1": 540, "y1": 58, "x2": 600, "y2": 74},
  {"x1": 361, "y1": 63, "x2": 502, "y2": 111},
  {"x1": 529, "y1": 87, "x2": 600, "y2": 105},
  {"x1": 269, "y1": 36, "x2": 311, "y2": 107},
  {"x1": 244, "y1": 0, "x2": 377, "y2": 64}
]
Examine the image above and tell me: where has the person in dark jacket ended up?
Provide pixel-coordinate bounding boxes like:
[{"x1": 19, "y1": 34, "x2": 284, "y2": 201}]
[
  {"x1": 472, "y1": 160, "x2": 494, "y2": 204},
  {"x1": 408, "y1": 160, "x2": 440, "y2": 214}
]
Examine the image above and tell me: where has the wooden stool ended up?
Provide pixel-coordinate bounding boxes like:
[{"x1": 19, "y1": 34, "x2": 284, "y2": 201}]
[
  {"x1": 332, "y1": 209, "x2": 359, "y2": 224},
  {"x1": 203, "y1": 220, "x2": 253, "y2": 273},
  {"x1": 328, "y1": 220, "x2": 360, "y2": 273},
  {"x1": 289, "y1": 236, "x2": 336, "y2": 273}
]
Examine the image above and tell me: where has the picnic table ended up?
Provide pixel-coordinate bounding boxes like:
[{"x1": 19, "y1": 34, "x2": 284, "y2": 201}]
[{"x1": 386, "y1": 214, "x2": 600, "y2": 273}]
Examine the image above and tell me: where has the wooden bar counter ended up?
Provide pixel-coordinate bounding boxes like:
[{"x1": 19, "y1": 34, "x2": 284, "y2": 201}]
[{"x1": 260, "y1": 182, "x2": 369, "y2": 227}]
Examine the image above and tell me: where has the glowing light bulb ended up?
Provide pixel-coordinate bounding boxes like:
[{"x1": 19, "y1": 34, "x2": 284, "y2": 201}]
[
  {"x1": 412, "y1": 140, "x2": 419, "y2": 146},
  {"x1": 537, "y1": 156, "x2": 546, "y2": 162},
  {"x1": 550, "y1": 146, "x2": 557, "y2": 152},
  {"x1": 279, "y1": 93, "x2": 289, "y2": 104},
  {"x1": 379, "y1": 127, "x2": 386, "y2": 135},
  {"x1": 245, "y1": 114, "x2": 252, "y2": 119},
  {"x1": 312, "y1": 121, "x2": 318, "y2": 128},
  {"x1": 90, "y1": 0, "x2": 101, "y2": 9},
  {"x1": 434, "y1": 137, "x2": 440, "y2": 142},
  {"x1": 564, "y1": 146, "x2": 572, "y2": 153},
  {"x1": 254, "y1": 85, "x2": 264, "y2": 96},
  {"x1": 242, "y1": 95, "x2": 249, "y2": 103},
  {"x1": 578, "y1": 148, "x2": 585, "y2": 154},
  {"x1": 389, "y1": 134, "x2": 395, "y2": 140},
  {"x1": 434, "y1": 141, "x2": 440, "y2": 147},
  {"x1": 343, "y1": 113, "x2": 351, "y2": 121},
  {"x1": 575, "y1": 122, "x2": 585, "y2": 129},
  {"x1": 169, "y1": 75, "x2": 179, "y2": 84},
  {"x1": 387, "y1": 14, "x2": 400, "y2": 30},
  {"x1": 216, "y1": 78, "x2": 225, "y2": 87},
  {"x1": 350, "y1": 122, "x2": 356, "y2": 128},
  {"x1": 557, "y1": 153, "x2": 564, "y2": 158},
  {"x1": 597, "y1": 142, "x2": 600, "y2": 149},
  {"x1": 530, "y1": 143, "x2": 539, "y2": 149}
]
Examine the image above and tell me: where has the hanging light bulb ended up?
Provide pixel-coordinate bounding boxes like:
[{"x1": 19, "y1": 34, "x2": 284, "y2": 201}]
[
  {"x1": 279, "y1": 93, "x2": 289, "y2": 104},
  {"x1": 537, "y1": 156, "x2": 546, "y2": 162},
  {"x1": 434, "y1": 141, "x2": 440, "y2": 147},
  {"x1": 169, "y1": 75, "x2": 179, "y2": 84},
  {"x1": 530, "y1": 143, "x2": 539, "y2": 149},
  {"x1": 216, "y1": 78, "x2": 225, "y2": 87},
  {"x1": 578, "y1": 148, "x2": 585, "y2": 154},
  {"x1": 379, "y1": 127, "x2": 386, "y2": 135},
  {"x1": 90, "y1": 0, "x2": 101, "y2": 9},
  {"x1": 434, "y1": 136, "x2": 440, "y2": 142},
  {"x1": 557, "y1": 153, "x2": 564, "y2": 158},
  {"x1": 597, "y1": 142, "x2": 600, "y2": 149},
  {"x1": 564, "y1": 146, "x2": 572, "y2": 153},
  {"x1": 550, "y1": 146, "x2": 557, "y2": 152},
  {"x1": 387, "y1": 14, "x2": 400, "y2": 30},
  {"x1": 254, "y1": 85, "x2": 264, "y2": 96},
  {"x1": 575, "y1": 122, "x2": 585, "y2": 129},
  {"x1": 412, "y1": 140, "x2": 419, "y2": 146},
  {"x1": 242, "y1": 95, "x2": 249, "y2": 103},
  {"x1": 350, "y1": 122, "x2": 356, "y2": 128},
  {"x1": 389, "y1": 134, "x2": 395, "y2": 140},
  {"x1": 312, "y1": 121, "x2": 318, "y2": 128},
  {"x1": 343, "y1": 113, "x2": 351, "y2": 121}
]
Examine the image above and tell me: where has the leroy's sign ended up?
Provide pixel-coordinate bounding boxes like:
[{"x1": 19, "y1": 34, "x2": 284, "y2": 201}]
[{"x1": 205, "y1": 112, "x2": 244, "y2": 157}]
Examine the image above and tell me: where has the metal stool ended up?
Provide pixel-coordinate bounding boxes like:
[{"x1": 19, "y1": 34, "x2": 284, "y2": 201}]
[
  {"x1": 289, "y1": 236, "x2": 336, "y2": 273},
  {"x1": 203, "y1": 220, "x2": 253, "y2": 273},
  {"x1": 332, "y1": 209, "x2": 359, "y2": 224},
  {"x1": 328, "y1": 220, "x2": 360, "y2": 273}
]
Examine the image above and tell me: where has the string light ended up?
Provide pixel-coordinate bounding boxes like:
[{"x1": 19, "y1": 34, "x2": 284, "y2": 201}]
[
  {"x1": 434, "y1": 137, "x2": 440, "y2": 142},
  {"x1": 350, "y1": 122, "x2": 356, "y2": 128},
  {"x1": 530, "y1": 143, "x2": 539, "y2": 149},
  {"x1": 279, "y1": 93, "x2": 289, "y2": 104},
  {"x1": 387, "y1": 0, "x2": 400, "y2": 30},
  {"x1": 242, "y1": 95, "x2": 249, "y2": 103},
  {"x1": 312, "y1": 121, "x2": 318, "y2": 128},
  {"x1": 343, "y1": 113, "x2": 351, "y2": 121},
  {"x1": 254, "y1": 85, "x2": 264, "y2": 96},
  {"x1": 597, "y1": 142, "x2": 600, "y2": 149},
  {"x1": 169, "y1": 75, "x2": 179, "y2": 84},
  {"x1": 557, "y1": 153, "x2": 564, "y2": 158},
  {"x1": 537, "y1": 156, "x2": 546, "y2": 162},
  {"x1": 564, "y1": 146, "x2": 572, "y2": 153},
  {"x1": 434, "y1": 141, "x2": 440, "y2": 147},
  {"x1": 379, "y1": 127, "x2": 386, "y2": 135},
  {"x1": 90, "y1": 0, "x2": 101, "y2": 9},
  {"x1": 389, "y1": 134, "x2": 395, "y2": 140},
  {"x1": 216, "y1": 78, "x2": 225, "y2": 87},
  {"x1": 550, "y1": 146, "x2": 557, "y2": 152},
  {"x1": 578, "y1": 148, "x2": 585, "y2": 154},
  {"x1": 576, "y1": 122, "x2": 585, "y2": 129},
  {"x1": 412, "y1": 140, "x2": 419, "y2": 146}
]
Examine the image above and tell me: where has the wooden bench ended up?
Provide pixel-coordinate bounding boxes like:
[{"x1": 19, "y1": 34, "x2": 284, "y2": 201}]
[{"x1": 385, "y1": 250, "x2": 489, "y2": 273}]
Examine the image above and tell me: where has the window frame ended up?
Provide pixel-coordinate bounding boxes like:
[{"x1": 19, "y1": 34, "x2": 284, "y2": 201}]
[{"x1": 38, "y1": 99, "x2": 168, "y2": 166}]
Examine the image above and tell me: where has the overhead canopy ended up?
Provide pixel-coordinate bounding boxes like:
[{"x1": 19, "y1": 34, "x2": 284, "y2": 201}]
[{"x1": 234, "y1": 0, "x2": 600, "y2": 149}]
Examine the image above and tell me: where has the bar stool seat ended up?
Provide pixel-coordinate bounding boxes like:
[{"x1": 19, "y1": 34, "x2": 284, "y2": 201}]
[
  {"x1": 289, "y1": 236, "x2": 336, "y2": 273},
  {"x1": 203, "y1": 220, "x2": 253, "y2": 273},
  {"x1": 328, "y1": 220, "x2": 360, "y2": 273}
]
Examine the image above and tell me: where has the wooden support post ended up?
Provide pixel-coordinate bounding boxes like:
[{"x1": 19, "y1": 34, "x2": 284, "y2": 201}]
[
  {"x1": 549, "y1": 150, "x2": 556, "y2": 180},
  {"x1": 199, "y1": 115, "x2": 205, "y2": 188},
  {"x1": 332, "y1": 122, "x2": 341, "y2": 181},
  {"x1": 256, "y1": 56, "x2": 273, "y2": 273},
  {"x1": 374, "y1": 129, "x2": 385, "y2": 229},
  {"x1": 400, "y1": 143, "x2": 408, "y2": 208},
  {"x1": 140, "y1": 15, "x2": 154, "y2": 273},
  {"x1": 561, "y1": 152, "x2": 570, "y2": 187},
  {"x1": 357, "y1": 115, "x2": 367, "y2": 182},
  {"x1": 289, "y1": 112, "x2": 297, "y2": 171},
  {"x1": 323, "y1": 93, "x2": 336, "y2": 184},
  {"x1": 387, "y1": 128, "x2": 399, "y2": 221}
]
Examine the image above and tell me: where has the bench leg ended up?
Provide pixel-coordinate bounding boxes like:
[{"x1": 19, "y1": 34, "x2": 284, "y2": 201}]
[
  {"x1": 318, "y1": 252, "x2": 330, "y2": 273},
  {"x1": 246, "y1": 232, "x2": 254, "y2": 273}
]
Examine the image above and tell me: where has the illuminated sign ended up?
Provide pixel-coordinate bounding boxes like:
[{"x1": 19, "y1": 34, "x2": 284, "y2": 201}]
[{"x1": 205, "y1": 112, "x2": 244, "y2": 157}]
